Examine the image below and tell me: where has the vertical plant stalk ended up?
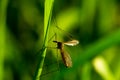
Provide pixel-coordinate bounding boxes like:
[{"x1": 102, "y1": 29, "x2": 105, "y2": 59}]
[
  {"x1": 33, "y1": 0, "x2": 54, "y2": 80},
  {"x1": 0, "y1": 0, "x2": 8, "y2": 80}
]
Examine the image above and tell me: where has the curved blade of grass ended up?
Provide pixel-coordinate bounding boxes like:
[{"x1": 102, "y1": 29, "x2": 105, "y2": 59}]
[
  {"x1": 0, "y1": 0, "x2": 8, "y2": 80},
  {"x1": 33, "y1": 0, "x2": 54, "y2": 80}
]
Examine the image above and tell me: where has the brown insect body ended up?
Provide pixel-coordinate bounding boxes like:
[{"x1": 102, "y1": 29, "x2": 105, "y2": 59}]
[
  {"x1": 60, "y1": 48, "x2": 72, "y2": 68},
  {"x1": 53, "y1": 40, "x2": 72, "y2": 68}
]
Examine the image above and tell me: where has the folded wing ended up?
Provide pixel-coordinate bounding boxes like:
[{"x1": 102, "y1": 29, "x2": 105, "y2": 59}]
[
  {"x1": 60, "y1": 49, "x2": 72, "y2": 68},
  {"x1": 64, "y1": 40, "x2": 79, "y2": 46}
]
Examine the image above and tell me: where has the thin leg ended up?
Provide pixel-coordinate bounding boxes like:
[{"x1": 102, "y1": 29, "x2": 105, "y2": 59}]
[
  {"x1": 46, "y1": 46, "x2": 57, "y2": 49},
  {"x1": 55, "y1": 33, "x2": 60, "y2": 72},
  {"x1": 35, "y1": 33, "x2": 56, "y2": 57},
  {"x1": 53, "y1": 16, "x2": 74, "y2": 40},
  {"x1": 48, "y1": 33, "x2": 56, "y2": 42},
  {"x1": 56, "y1": 48, "x2": 60, "y2": 71}
]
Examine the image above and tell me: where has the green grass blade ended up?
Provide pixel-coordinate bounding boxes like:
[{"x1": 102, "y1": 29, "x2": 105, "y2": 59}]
[
  {"x1": 93, "y1": 56, "x2": 115, "y2": 80},
  {"x1": 33, "y1": 0, "x2": 54, "y2": 80},
  {"x1": 0, "y1": 0, "x2": 8, "y2": 80}
]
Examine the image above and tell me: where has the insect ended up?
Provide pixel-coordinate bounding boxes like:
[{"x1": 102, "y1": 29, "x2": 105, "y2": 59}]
[
  {"x1": 40, "y1": 37, "x2": 79, "y2": 77},
  {"x1": 40, "y1": 18, "x2": 79, "y2": 76},
  {"x1": 53, "y1": 39, "x2": 79, "y2": 68}
]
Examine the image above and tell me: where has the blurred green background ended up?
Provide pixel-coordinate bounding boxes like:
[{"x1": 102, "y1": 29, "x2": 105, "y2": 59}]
[{"x1": 0, "y1": 0, "x2": 120, "y2": 80}]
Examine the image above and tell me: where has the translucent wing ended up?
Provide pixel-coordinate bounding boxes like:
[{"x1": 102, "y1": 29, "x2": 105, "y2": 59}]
[
  {"x1": 64, "y1": 40, "x2": 79, "y2": 46},
  {"x1": 60, "y1": 49, "x2": 72, "y2": 68}
]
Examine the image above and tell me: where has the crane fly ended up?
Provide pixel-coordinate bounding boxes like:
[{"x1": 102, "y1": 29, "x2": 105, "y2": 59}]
[{"x1": 53, "y1": 40, "x2": 79, "y2": 68}]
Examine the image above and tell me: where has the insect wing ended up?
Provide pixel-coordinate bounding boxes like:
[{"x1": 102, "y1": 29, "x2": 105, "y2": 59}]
[
  {"x1": 60, "y1": 49, "x2": 72, "y2": 68},
  {"x1": 64, "y1": 40, "x2": 79, "y2": 46}
]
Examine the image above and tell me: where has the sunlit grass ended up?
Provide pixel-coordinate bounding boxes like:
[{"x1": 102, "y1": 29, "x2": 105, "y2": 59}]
[
  {"x1": 33, "y1": 0, "x2": 54, "y2": 80},
  {"x1": 93, "y1": 56, "x2": 114, "y2": 80}
]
